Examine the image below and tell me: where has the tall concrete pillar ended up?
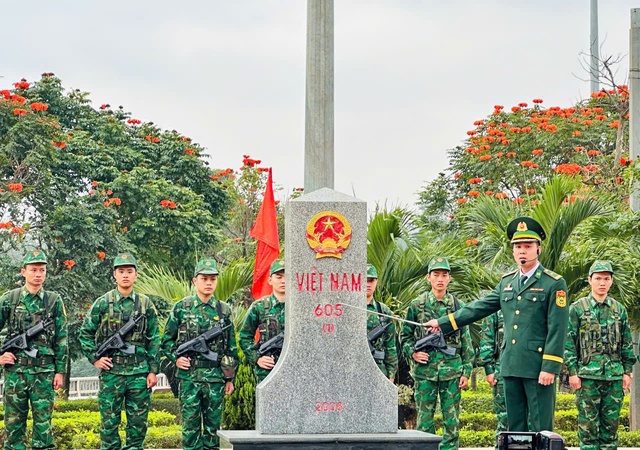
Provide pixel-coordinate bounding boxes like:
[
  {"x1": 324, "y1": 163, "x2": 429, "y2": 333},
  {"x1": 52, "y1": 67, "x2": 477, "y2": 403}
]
[{"x1": 304, "y1": 0, "x2": 334, "y2": 193}]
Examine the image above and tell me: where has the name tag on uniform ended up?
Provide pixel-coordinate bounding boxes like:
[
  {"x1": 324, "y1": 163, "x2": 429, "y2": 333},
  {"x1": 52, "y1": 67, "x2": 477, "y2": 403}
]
[
  {"x1": 529, "y1": 288, "x2": 544, "y2": 292},
  {"x1": 503, "y1": 284, "x2": 513, "y2": 291}
]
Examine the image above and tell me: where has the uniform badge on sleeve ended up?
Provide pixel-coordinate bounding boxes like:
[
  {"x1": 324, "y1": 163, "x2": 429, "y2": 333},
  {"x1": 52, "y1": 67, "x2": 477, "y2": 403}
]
[{"x1": 555, "y1": 290, "x2": 566, "y2": 307}]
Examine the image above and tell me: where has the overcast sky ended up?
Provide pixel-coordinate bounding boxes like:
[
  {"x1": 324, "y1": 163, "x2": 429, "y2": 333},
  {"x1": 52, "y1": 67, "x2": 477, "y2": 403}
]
[{"x1": 2, "y1": 1, "x2": 637, "y2": 208}]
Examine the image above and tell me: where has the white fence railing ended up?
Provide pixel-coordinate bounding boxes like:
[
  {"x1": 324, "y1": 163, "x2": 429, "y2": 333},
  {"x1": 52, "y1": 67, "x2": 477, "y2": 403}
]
[{"x1": 0, "y1": 374, "x2": 170, "y2": 400}]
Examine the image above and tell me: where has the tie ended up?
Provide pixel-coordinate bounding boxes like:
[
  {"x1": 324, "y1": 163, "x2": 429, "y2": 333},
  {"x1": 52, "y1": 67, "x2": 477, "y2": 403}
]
[{"x1": 521, "y1": 276, "x2": 528, "y2": 289}]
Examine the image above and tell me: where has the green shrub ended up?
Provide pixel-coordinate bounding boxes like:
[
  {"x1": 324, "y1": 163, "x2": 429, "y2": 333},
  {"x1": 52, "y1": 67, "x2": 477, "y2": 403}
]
[{"x1": 222, "y1": 358, "x2": 256, "y2": 430}]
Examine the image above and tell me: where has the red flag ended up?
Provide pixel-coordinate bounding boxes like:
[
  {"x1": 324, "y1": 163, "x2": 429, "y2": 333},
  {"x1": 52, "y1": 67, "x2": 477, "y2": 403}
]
[{"x1": 250, "y1": 168, "x2": 280, "y2": 300}]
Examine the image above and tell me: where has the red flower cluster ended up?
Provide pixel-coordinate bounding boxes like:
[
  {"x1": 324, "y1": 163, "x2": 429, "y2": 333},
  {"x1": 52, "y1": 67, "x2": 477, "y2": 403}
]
[
  {"x1": 242, "y1": 155, "x2": 261, "y2": 167},
  {"x1": 13, "y1": 109, "x2": 27, "y2": 116},
  {"x1": 100, "y1": 104, "x2": 109, "y2": 110},
  {"x1": 468, "y1": 177, "x2": 482, "y2": 184},
  {"x1": 457, "y1": 198, "x2": 468, "y2": 205},
  {"x1": 160, "y1": 199, "x2": 177, "y2": 209},
  {"x1": 145, "y1": 135, "x2": 160, "y2": 143},
  {"x1": 0, "y1": 222, "x2": 13, "y2": 229},
  {"x1": 182, "y1": 137, "x2": 191, "y2": 142},
  {"x1": 127, "y1": 118, "x2": 141, "y2": 125},
  {"x1": 103, "y1": 198, "x2": 122, "y2": 207},
  {"x1": 30, "y1": 102, "x2": 48, "y2": 112},
  {"x1": 620, "y1": 158, "x2": 633, "y2": 166},
  {"x1": 479, "y1": 155, "x2": 491, "y2": 161},
  {"x1": 554, "y1": 163, "x2": 582, "y2": 175},
  {"x1": 465, "y1": 238, "x2": 479, "y2": 245},
  {"x1": 495, "y1": 192, "x2": 508, "y2": 199},
  {"x1": 14, "y1": 79, "x2": 30, "y2": 90},
  {"x1": 210, "y1": 168, "x2": 234, "y2": 180},
  {"x1": 52, "y1": 141, "x2": 67, "y2": 149},
  {"x1": 8, "y1": 183, "x2": 23, "y2": 192},
  {"x1": 11, "y1": 226, "x2": 25, "y2": 234},
  {"x1": 0, "y1": 90, "x2": 10, "y2": 99},
  {"x1": 96, "y1": 251, "x2": 106, "y2": 260},
  {"x1": 512, "y1": 198, "x2": 524, "y2": 204},
  {"x1": 454, "y1": 173, "x2": 461, "y2": 179},
  {"x1": 185, "y1": 148, "x2": 195, "y2": 156},
  {"x1": 63, "y1": 260, "x2": 75, "y2": 270},
  {"x1": 532, "y1": 98, "x2": 543, "y2": 104},
  {"x1": 531, "y1": 149, "x2": 543, "y2": 156},
  {"x1": 587, "y1": 150, "x2": 601, "y2": 157}
]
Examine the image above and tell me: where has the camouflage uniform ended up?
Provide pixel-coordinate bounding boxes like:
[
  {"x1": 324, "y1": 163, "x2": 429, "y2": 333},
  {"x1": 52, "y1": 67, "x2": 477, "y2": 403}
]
[
  {"x1": 478, "y1": 311, "x2": 508, "y2": 442},
  {"x1": 400, "y1": 291, "x2": 473, "y2": 450},
  {"x1": 78, "y1": 288, "x2": 160, "y2": 450},
  {"x1": 161, "y1": 259, "x2": 238, "y2": 450},
  {"x1": 0, "y1": 251, "x2": 68, "y2": 450},
  {"x1": 565, "y1": 266, "x2": 635, "y2": 450},
  {"x1": 367, "y1": 299, "x2": 398, "y2": 380},
  {"x1": 239, "y1": 293, "x2": 285, "y2": 383}
]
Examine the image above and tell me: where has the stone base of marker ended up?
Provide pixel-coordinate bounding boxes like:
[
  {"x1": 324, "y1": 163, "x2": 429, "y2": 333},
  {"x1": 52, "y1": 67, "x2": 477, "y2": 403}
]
[{"x1": 218, "y1": 430, "x2": 441, "y2": 450}]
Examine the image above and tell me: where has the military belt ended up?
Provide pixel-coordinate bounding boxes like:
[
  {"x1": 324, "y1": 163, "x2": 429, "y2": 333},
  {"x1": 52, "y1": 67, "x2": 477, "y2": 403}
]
[
  {"x1": 15, "y1": 355, "x2": 54, "y2": 366},
  {"x1": 191, "y1": 358, "x2": 220, "y2": 369},
  {"x1": 112, "y1": 354, "x2": 146, "y2": 366}
]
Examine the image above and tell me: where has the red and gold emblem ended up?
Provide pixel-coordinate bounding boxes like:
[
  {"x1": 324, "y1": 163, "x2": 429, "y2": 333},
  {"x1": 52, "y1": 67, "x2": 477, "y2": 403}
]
[{"x1": 306, "y1": 211, "x2": 352, "y2": 259}]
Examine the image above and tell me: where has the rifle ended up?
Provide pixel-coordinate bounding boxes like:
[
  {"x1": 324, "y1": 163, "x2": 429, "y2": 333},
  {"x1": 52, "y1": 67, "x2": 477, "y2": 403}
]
[
  {"x1": 367, "y1": 321, "x2": 391, "y2": 361},
  {"x1": 95, "y1": 312, "x2": 144, "y2": 359},
  {"x1": 414, "y1": 331, "x2": 458, "y2": 357},
  {"x1": 1, "y1": 317, "x2": 53, "y2": 358},
  {"x1": 176, "y1": 323, "x2": 231, "y2": 362},
  {"x1": 257, "y1": 332, "x2": 284, "y2": 358}
]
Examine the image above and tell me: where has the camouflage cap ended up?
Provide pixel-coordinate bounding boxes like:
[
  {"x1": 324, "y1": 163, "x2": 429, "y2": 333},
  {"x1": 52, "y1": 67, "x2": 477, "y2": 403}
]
[
  {"x1": 366, "y1": 264, "x2": 378, "y2": 279},
  {"x1": 589, "y1": 260, "x2": 614, "y2": 276},
  {"x1": 507, "y1": 216, "x2": 546, "y2": 244},
  {"x1": 428, "y1": 257, "x2": 451, "y2": 273},
  {"x1": 194, "y1": 258, "x2": 219, "y2": 277},
  {"x1": 23, "y1": 250, "x2": 47, "y2": 266},
  {"x1": 113, "y1": 253, "x2": 138, "y2": 269},
  {"x1": 269, "y1": 259, "x2": 285, "y2": 275}
]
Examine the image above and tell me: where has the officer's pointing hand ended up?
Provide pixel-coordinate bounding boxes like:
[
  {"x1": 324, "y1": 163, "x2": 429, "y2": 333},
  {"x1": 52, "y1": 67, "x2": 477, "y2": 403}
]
[
  {"x1": 538, "y1": 371, "x2": 555, "y2": 386},
  {"x1": 94, "y1": 357, "x2": 113, "y2": 371},
  {"x1": 423, "y1": 319, "x2": 440, "y2": 333},
  {"x1": 569, "y1": 375, "x2": 581, "y2": 390},
  {"x1": 0, "y1": 352, "x2": 16, "y2": 365},
  {"x1": 176, "y1": 356, "x2": 191, "y2": 370}
]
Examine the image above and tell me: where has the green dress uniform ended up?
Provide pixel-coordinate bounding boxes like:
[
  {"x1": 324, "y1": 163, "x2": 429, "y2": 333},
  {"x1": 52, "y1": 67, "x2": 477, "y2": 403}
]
[
  {"x1": 238, "y1": 293, "x2": 285, "y2": 383},
  {"x1": 367, "y1": 298, "x2": 398, "y2": 380},
  {"x1": 478, "y1": 311, "x2": 508, "y2": 440},
  {"x1": 0, "y1": 251, "x2": 68, "y2": 450},
  {"x1": 436, "y1": 217, "x2": 569, "y2": 432},
  {"x1": 401, "y1": 290, "x2": 474, "y2": 450},
  {"x1": 564, "y1": 261, "x2": 635, "y2": 450},
  {"x1": 78, "y1": 268, "x2": 160, "y2": 450},
  {"x1": 161, "y1": 259, "x2": 238, "y2": 450}
]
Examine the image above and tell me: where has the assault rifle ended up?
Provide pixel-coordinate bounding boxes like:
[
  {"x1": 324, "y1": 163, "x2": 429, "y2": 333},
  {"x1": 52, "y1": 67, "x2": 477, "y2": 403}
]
[
  {"x1": 1, "y1": 317, "x2": 53, "y2": 358},
  {"x1": 176, "y1": 323, "x2": 231, "y2": 362},
  {"x1": 413, "y1": 331, "x2": 457, "y2": 356},
  {"x1": 95, "y1": 312, "x2": 144, "y2": 359},
  {"x1": 367, "y1": 321, "x2": 391, "y2": 360},
  {"x1": 258, "y1": 332, "x2": 284, "y2": 358}
]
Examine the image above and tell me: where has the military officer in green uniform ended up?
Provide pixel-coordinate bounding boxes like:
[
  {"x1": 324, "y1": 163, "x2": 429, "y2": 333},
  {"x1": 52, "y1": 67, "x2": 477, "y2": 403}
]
[
  {"x1": 425, "y1": 217, "x2": 569, "y2": 432},
  {"x1": 365, "y1": 264, "x2": 398, "y2": 382},
  {"x1": 239, "y1": 259, "x2": 285, "y2": 383},
  {"x1": 0, "y1": 250, "x2": 68, "y2": 450},
  {"x1": 478, "y1": 311, "x2": 508, "y2": 442},
  {"x1": 161, "y1": 258, "x2": 238, "y2": 450},
  {"x1": 79, "y1": 252, "x2": 160, "y2": 450},
  {"x1": 400, "y1": 257, "x2": 473, "y2": 450},
  {"x1": 565, "y1": 260, "x2": 635, "y2": 450}
]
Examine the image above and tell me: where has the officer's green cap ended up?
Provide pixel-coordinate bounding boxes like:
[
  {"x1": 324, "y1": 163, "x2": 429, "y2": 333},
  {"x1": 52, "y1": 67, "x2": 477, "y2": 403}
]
[
  {"x1": 194, "y1": 258, "x2": 219, "y2": 277},
  {"x1": 270, "y1": 259, "x2": 285, "y2": 275},
  {"x1": 366, "y1": 264, "x2": 378, "y2": 279},
  {"x1": 113, "y1": 253, "x2": 138, "y2": 269},
  {"x1": 23, "y1": 250, "x2": 47, "y2": 266},
  {"x1": 507, "y1": 216, "x2": 546, "y2": 244},
  {"x1": 428, "y1": 257, "x2": 451, "y2": 273},
  {"x1": 589, "y1": 260, "x2": 614, "y2": 276}
]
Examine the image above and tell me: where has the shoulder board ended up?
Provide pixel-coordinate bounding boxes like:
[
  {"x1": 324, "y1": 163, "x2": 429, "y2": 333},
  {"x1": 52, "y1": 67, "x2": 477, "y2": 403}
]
[
  {"x1": 543, "y1": 268, "x2": 562, "y2": 280},
  {"x1": 501, "y1": 269, "x2": 518, "y2": 279}
]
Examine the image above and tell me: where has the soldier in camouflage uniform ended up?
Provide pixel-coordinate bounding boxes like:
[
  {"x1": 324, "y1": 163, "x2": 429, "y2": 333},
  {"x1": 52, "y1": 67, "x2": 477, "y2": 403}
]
[
  {"x1": 161, "y1": 258, "x2": 238, "y2": 450},
  {"x1": 478, "y1": 311, "x2": 508, "y2": 443},
  {"x1": 0, "y1": 250, "x2": 68, "y2": 450},
  {"x1": 239, "y1": 259, "x2": 285, "y2": 383},
  {"x1": 365, "y1": 264, "x2": 398, "y2": 382},
  {"x1": 79, "y1": 253, "x2": 160, "y2": 450},
  {"x1": 565, "y1": 260, "x2": 635, "y2": 450},
  {"x1": 400, "y1": 257, "x2": 473, "y2": 450}
]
